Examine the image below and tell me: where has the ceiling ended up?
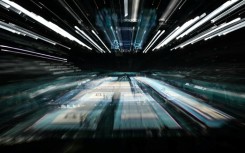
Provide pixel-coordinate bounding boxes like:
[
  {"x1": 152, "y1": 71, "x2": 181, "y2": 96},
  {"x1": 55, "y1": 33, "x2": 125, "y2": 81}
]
[{"x1": 0, "y1": 0, "x2": 245, "y2": 70}]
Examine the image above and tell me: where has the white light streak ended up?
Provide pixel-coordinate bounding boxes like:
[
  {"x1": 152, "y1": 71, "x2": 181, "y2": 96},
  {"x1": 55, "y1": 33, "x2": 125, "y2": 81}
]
[
  {"x1": 211, "y1": 0, "x2": 245, "y2": 23},
  {"x1": 177, "y1": 0, "x2": 239, "y2": 39},
  {"x1": 142, "y1": 30, "x2": 161, "y2": 53},
  {"x1": 92, "y1": 30, "x2": 111, "y2": 53},
  {"x1": 1, "y1": 0, "x2": 92, "y2": 50},
  {"x1": 0, "y1": 45, "x2": 67, "y2": 60},
  {"x1": 155, "y1": 14, "x2": 206, "y2": 50},
  {"x1": 75, "y1": 26, "x2": 105, "y2": 53},
  {"x1": 143, "y1": 30, "x2": 165, "y2": 53},
  {"x1": 131, "y1": 0, "x2": 140, "y2": 22},
  {"x1": 1, "y1": 49, "x2": 67, "y2": 62},
  {"x1": 124, "y1": 0, "x2": 128, "y2": 17}
]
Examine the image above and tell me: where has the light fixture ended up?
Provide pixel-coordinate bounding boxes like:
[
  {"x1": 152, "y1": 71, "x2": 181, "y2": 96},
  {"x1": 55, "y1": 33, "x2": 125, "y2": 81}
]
[
  {"x1": 206, "y1": 19, "x2": 245, "y2": 39},
  {"x1": 144, "y1": 30, "x2": 165, "y2": 53},
  {"x1": 211, "y1": 0, "x2": 245, "y2": 23},
  {"x1": 159, "y1": 0, "x2": 183, "y2": 22},
  {"x1": 0, "y1": 45, "x2": 67, "y2": 61},
  {"x1": 177, "y1": 0, "x2": 239, "y2": 39},
  {"x1": 173, "y1": 18, "x2": 242, "y2": 49},
  {"x1": 153, "y1": 27, "x2": 180, "y2": 50},
  {"x1": 176, "y1": 13, "x2": 206, "y2": 40},
  {"x1": 142, "y1": 30, "x2": 161, "y2": 53},
  {"x1": 92, "y1": 30, "x2": 111, "y2": 53},
  {"x1": 1, "y1": 0, "x2": 92, "y2": 50},
  {"x1": 75, "y1": 26, "x2": 105, "y2": 53},
  {"x1": 124, "y1": 0, "x2": 128, "y2": 17},
  {"x1": 131, "y1": 0, "x2": 140, "y2": 22},
  {"x1": 155, "y1": 14, "x2": 206, "y2": 50},
  {"x1": 0, "y1": 21, "x2": 71, "y2": 49},
  {"x1": 0, "y1": 1, "x2": 10, "y2": 8}
]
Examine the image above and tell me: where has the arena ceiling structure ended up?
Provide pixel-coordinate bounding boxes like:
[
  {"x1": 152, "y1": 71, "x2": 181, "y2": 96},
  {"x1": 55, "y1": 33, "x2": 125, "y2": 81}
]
[{"x1": 0, "y1": 0, "x2": 244, "y2": 70}]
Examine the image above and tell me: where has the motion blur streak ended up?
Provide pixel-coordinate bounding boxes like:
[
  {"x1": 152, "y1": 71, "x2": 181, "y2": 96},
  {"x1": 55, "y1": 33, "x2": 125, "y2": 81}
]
[{"x1": 134, "y1": 77, "x2": 233, "y2": 127}]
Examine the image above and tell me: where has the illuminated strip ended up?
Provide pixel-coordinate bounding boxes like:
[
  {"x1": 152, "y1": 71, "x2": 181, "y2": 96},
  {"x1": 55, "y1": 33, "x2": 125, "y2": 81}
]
[
  {"x1": 159, "y1": 0, "x2": 182, "y2": 22},
  {"x1": 92, "y1": 30, "x2": 111, "y2": 53},
  {"x1": 222, "y1": 21, "x2": 245, "y2": 35},
  {"x1": 0, "y1": 1, "x2": 10, "y2": 8},
  {"x1": 177, "y1": 0, "x2": 239, "y2": 39},
  {"x1": 1, "y1": 49, "x2": 67, "y2": 62},
  {"x1": 191, "y1": 18, "x2": 241, "y2": 44},
  {"x1": 124, "y1": 0, "x2": 128, "y2": 17},
  {"x1": 153, "y1": 27, "x2": 180, "y2": 51},
  {"x1": 142, "y1": 30, "x2": 161, "y2": 53},
  {"x1": 144, "y1": 30, "x2": 165, "y2": 53},
  {"x1": 131, "y1": 0, "x2": 140, "y2": 22},
  {"x1": 75, "y1": 30, "x2": 102, "y2": 53},
  {"x1": 205, "y1": 19, "x2": 245, "y2": 40},
  {"x1": 75, "y1": 26, "x2": 105, "y2": 53},
  {"x1": 176, "y1": 13, "x2": 206, "y2": 40},
  {"x1": 0, "y1": 45, "x2": 67, "y2": 60},
  {"x1": 211, "y1": 0, "x2": 245, "y2": 23},
  {"x1": 135, "y1": 77, "x2": 232, "y2": 127},
  {"x1": 173, "y1": 18, "x2": 242, "y2": 49},
  {"x1": 155, "y1": 14, "x2": 206, "y2": 50},
  {"x1": 1, "y1": 0, "x2": 92, "y2": 50},
  {"x1": 0, "y1": 21, "x2": 71, "y2": 49},
  {"x1": 9, "y1": 23, "x2": 71, "y2": 49},
  {"x1": 0, "y1": 24, "x2": 20, "y2": 34}
]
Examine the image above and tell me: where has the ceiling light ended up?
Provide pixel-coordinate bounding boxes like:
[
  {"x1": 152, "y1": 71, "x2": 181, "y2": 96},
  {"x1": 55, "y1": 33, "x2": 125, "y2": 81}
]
[
  {"x1": 124, "y1": 0, "x2": 128, "y2": 17},
  {"x1": 155, "y1": 14, "x2": 206, "y2": 49},
  {"x1": 143, "y1": 30, "x2": 161, "y2": 53},
  {"x1": 92, "y1": 30, "x2": 111, "y2": 53},
  {"x1": 131, "y1": 0, "x2": 140, "y2": 22},
  {"x1": 159, "y1": 0, "x2": 183, "y2": 22},
  {"x1": 1, "y1": 0, "x2": 91, "y2": 50},
  {"x1": 0, "y1": 45, "x2": 67, "y2": 61},
  {"x1": 211, "y1": 0, "x2": 245, "y2": 23},
  {"x1": 173, "y1": 18, "x2": 242, "y2": 49},
  {"x1": 143, "y1": 30, "x2": 165, "y2": 53},
  {"x1": 75, "y1": 26, "x2": 105, "y2": 53},
  {"x1": 153, "y1": 27, "x2": 180, "y2": 50},
  {"x1": 177, "y1": 0, "x2": 239, "y2": 39}
]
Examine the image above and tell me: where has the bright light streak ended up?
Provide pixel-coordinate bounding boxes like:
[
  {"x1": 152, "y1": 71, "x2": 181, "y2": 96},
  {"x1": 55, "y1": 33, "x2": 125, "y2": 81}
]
[
  {"x1": 30, "y1": 79, "x2": 90, "y2": 98},
  {"x1": 1, "y1": 49, "x2": 67, "y2": 62},
  {"x1": 159, "y1": 0, "x2": 182, "y2": 22},
  {"x1": 0, "y1": 1, "x2": 10, "y2": 8},
  {"x1": 0, "y1": 45, "x2": 67, "y2": 60},
  {"x1": 0, "y1": 24, "x2": 20, "y2": 34},
  {"x1": 124, "y1": 0, "x2": 128, "y2": 17},
  {"x1": 205, "y1": 19, "x2": 245, "y2": 40},
  {"x1": 135, "y1": 77, "x2": 232, "y2": 127},
  {"x1": 222, "y1": 21, "x2": 245, "y2": 35},
  {"x1": 211, "y1": 0, "x2": 245, "y2": 23},
  {"x1": 143, "y1": 30, "x2": 165, "y2": 53},
  {"x1": 75, "y1": 26, "x2": 105, "y2": 53},
  {"x1": 1, "y1": 0, "x2": 92, "y2": 50},
  {"x1": 176, "y1": 13, "x2": 206, "y2": 40},
  {"x1": 191, "y1": 18, "x2": 241, "y2": 43},
  {"x1": 185, "y1": 82, "x2": 245, "y2": 99},
  {"x1": 92, "y1": 30, "x2": 111, "y2": 53},
  {"x1": 142, "y1": 30, "x2": 161, "y2": 53},
  {"x1": 173, "y1": 18, "x2": 241, "y2": 49},
  {"x1": 153, "y1": 27, "x2": 180, "y2": 50},
  {"x1": 155, "y1": 14, "x2": 206, "y2": 49},
  {"x1": 76, "y1": 30, "x2": 103, "y2": 53},
  {"x1": 0, "y1": 21, "x2": 71, "y2": 49},
  {"x1": 131, "y1": 0, "x2": 140, "y2": 22},
  {"x1": 177, "y1": 0, "x2": 239, "y2": 39}
]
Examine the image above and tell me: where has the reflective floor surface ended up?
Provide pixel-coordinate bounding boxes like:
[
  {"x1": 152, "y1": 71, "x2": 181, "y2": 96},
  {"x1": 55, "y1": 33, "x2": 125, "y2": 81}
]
[{"x1": 0, "y1": 73, "x2": 244, "y2": 152}]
